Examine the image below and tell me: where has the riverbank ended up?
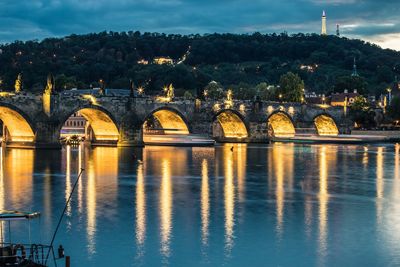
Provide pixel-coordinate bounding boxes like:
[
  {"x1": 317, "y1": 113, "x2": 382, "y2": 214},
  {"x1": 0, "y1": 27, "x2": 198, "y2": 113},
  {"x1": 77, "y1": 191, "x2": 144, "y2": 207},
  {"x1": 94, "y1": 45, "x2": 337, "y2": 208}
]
[{"x1": 351, "y1": 130, "x2": 400, "y2": 142}]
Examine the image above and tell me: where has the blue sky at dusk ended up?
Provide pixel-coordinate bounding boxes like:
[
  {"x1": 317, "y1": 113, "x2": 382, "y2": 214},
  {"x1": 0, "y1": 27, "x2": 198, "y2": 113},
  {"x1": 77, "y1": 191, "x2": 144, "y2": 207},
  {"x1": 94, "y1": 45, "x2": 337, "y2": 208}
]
[{"x1": 0, "y1": 0, "x2": 399, "y2": 50}]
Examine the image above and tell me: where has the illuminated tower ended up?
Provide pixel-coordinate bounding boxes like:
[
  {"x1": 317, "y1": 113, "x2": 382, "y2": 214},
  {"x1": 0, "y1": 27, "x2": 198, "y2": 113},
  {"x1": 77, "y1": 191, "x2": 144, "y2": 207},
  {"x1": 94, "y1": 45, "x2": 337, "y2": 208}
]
[{"x1": 321, "y1": 10, "x2": 327, "y2": 35}]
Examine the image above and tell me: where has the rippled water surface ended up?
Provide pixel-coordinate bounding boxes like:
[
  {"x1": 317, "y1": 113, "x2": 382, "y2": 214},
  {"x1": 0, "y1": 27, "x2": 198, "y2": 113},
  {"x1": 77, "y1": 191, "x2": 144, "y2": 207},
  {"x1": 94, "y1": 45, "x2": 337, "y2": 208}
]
[{"x1": 1, "y1": 143, "x2": 400, "y2": 266}]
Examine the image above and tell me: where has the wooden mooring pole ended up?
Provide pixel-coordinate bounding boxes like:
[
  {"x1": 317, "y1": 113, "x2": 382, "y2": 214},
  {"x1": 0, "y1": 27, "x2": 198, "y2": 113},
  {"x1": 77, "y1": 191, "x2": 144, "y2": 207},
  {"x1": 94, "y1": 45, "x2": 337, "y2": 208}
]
[{"x1": 65, "y1": 256, "x2": 70, "y2": 267}]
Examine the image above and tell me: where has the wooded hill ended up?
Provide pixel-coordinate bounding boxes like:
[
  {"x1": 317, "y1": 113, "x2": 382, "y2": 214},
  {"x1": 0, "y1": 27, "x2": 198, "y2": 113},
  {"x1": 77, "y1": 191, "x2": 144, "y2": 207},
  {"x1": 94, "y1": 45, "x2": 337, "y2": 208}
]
[{"x1": 0, "y1": 31, "x2": 399, "y2": 97}]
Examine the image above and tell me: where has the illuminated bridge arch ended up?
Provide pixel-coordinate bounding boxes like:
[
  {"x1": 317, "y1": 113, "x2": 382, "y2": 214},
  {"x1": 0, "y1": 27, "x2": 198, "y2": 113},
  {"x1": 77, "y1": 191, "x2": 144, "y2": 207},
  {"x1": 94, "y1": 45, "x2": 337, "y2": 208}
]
[
  {"x1": 0, "y1": 104, "x2": 35, "y2": 143},
  {"x1": 267, "y1": 111, "x2": 296, "y2": 138},
  {"x1": 313, "y1": 114, "x2": 339, "y2": 136},
  {"x1": 213, "y1": 109, "x2": 248, "y2": 139},
  {"x1": 143, "y1": 107, "x2": 190, "y2": 135},
  {"x1": 61, "y1": 106, "x2": 119, "y2": 142}
]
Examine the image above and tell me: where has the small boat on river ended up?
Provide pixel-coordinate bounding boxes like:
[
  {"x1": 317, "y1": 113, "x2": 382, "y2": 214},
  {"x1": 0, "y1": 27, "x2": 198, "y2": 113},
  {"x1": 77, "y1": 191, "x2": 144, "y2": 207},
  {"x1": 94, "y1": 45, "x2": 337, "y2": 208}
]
[{"x1": 0, "y1": 210, "x2": 62, "y2": 267}]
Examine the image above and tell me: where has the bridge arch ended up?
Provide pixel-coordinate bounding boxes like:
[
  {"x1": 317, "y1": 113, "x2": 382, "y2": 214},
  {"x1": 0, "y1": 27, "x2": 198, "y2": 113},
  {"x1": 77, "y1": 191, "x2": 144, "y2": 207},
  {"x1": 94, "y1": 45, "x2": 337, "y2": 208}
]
[
  {"x1": 212, "y1": 109, "x2": 249, "y2": 139},
  {"x1": 313, "y1": 113, "x2": 339, "y2": 136},
  {"x1": 142, "y1": 107, "x2": 190, "y2": 135},
  {"x1": 267, "y1": 111, "x2": 296, "y2": 138},
  {"x1": 0, "y1": 103, "x2": 35, "y2": 143},
  {"x1": 60, "y1": 105, "x2": 119, "y2": 142}
]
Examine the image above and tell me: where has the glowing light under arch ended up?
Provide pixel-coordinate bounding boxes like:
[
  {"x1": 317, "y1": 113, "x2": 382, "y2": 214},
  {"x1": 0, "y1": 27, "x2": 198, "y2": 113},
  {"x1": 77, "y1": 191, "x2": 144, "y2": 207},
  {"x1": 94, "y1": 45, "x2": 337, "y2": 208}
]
[
  {"x1": 78, "y1": 108, "x2": 119, "y2": 141},
  {"x1": 148, "y1": 109, "x2": 189, "y2": 135},
  {"x1": 0, "y1": 106, "x2": 35, "y2": 142},
  {"x1": 314, "y1": 115, "x2": 339, "y2": 136},
  {"x1": 268, "y1": 112, "x2": 295, "y2": 138},
  {"x1": 216, "y1": 110, "x2": 248, "y2": 138}
]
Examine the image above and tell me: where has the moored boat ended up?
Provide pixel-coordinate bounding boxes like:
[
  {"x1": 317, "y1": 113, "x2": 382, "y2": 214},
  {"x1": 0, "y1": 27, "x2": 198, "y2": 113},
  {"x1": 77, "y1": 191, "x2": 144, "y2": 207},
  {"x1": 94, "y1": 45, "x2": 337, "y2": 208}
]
[{"x1": 0, "y1": 211, "x2": 62, "y2": 267}]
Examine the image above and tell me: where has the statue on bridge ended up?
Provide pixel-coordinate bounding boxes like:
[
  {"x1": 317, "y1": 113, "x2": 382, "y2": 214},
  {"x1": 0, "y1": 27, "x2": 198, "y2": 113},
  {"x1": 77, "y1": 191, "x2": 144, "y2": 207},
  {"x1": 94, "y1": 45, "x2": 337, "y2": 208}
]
[
  {"x1": 167, "y1": 84, "x2": 174, "y2": 100},
  {"x1": 14, "y1": 73, "x2": 23, "y2": 93},
  {"x1": 225, "y1": 89, "x2": 233, "y2": 108},
  {"x1": 44, "y1": 73, "x2": 55, "y2": 95}
]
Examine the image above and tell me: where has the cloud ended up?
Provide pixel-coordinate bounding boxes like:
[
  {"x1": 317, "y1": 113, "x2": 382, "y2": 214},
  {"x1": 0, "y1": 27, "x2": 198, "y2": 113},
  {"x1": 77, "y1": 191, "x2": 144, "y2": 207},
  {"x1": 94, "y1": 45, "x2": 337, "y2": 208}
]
[{"x1": 0, "y1": 0, "x2": 399, "y2": 50}]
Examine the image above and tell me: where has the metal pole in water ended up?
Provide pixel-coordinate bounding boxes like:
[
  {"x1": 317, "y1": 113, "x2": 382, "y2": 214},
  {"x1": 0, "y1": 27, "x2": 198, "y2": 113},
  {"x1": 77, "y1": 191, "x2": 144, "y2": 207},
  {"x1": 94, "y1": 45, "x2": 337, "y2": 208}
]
[{"x1": 45, "y1": 168, "x2": 85, "y2": 265}]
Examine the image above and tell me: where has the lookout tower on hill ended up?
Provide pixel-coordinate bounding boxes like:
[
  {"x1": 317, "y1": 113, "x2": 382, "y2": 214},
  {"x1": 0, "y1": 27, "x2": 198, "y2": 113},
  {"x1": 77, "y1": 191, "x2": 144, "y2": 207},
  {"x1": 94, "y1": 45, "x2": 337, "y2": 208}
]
[{"x1": 321, "y1": 10, "x2": 327, "y2": 35}]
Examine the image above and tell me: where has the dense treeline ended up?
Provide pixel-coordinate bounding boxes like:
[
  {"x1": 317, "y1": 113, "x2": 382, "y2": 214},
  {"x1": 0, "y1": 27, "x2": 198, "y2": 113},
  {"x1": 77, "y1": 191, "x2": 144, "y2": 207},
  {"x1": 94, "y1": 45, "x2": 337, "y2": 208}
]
[{"x1": 0, "y1": 31, "x2": 399, "y2": 97}]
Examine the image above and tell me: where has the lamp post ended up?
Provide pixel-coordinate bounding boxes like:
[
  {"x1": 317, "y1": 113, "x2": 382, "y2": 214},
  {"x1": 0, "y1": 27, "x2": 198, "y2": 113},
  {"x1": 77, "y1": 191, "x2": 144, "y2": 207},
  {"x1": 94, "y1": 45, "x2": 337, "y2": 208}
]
[
  {"x1": 138, "y1": 86, "x2": 144, "y2": 96},
  {"x1": 278, "y1": 93, "x2": 283, "y2": 103},
  {"x1": 387, "y1": 87, "x2": 392, "y2": 104},
  {"x1": 203, "y1": 89, "x2": 208, "y2": 100}
]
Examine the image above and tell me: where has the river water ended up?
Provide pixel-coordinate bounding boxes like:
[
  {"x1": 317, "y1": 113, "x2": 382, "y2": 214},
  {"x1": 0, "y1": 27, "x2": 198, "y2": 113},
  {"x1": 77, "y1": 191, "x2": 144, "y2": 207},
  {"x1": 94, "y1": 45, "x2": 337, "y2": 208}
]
[{"x1": 1, "y1": 143, "x2": 400, "y2": 266}]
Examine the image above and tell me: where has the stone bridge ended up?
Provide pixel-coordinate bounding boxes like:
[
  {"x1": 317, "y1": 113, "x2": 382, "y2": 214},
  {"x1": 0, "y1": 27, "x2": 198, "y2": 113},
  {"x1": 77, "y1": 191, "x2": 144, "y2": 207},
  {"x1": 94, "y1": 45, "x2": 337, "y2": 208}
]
[{"x1": 0, "y1": 90, "x2": 350, "y2": 148}]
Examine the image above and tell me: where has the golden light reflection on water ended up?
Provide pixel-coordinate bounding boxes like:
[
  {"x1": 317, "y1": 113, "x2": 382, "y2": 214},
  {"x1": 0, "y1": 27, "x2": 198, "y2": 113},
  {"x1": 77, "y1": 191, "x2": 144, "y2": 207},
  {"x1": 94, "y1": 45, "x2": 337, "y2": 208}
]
[
  {"x1": 5, "y1": 149, "x2": 34, "y2": 206},
  {"x1": 376, "y1": 147, "x2": 384, "y2": 223},
  {"x1": 376, "y1": 147, "x2": 384, "y2": 199},
  {"x1": 135, "y1": 163, "x2": 146, "y2": 252},
  {"x1": 201, "y1": 159, "x2": 209, "y2": 246},
  {"x1": 77, "y1": 144, "x2": 83, "y2": 214},
  {"x1": 84, "y1": 147, "x2": 119, "y2": 256},
  {"x1": 384, "y1": 144, "x2": 400, "y2": 258},
  {"x1": 160, "y1": 158, "x2": 172, "y2": 257},
  {"x1": 65, "y1": 146, "x2": 72, "y2": 217},
  {"x1": 236, "y1": 144, "x2": 247, "y2": 203},
  {"x1": 318, "y1": 146, "x2": 329, "y2": 263},
  {"x1": 395, "y1": 144, "x2": 399, "y2": 180},
  {"x1": 223, "y1": 145, "x2": 235, "y2": 252},
  {"x1": 0, "y1": 149, "x2": 4, "y2": 243},
  {"x1": 86, "y1": 154, "x2": 96, "y2": 256},
  {"x1": 270, "y1": 143, "x2": 294, "y2": 237},
  {"x1": 0, "y1": 149, "x2": 4, "y2": 212}
]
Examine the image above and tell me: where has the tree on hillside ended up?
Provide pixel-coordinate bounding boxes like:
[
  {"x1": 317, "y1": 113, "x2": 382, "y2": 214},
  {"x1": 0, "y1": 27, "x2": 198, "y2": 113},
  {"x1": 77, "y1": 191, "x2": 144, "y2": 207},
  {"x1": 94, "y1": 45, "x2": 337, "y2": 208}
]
[
  {"x1": 334, "y1": 76, "x2": 367, "y2": 95},
  {"x1": 204, "y1": 81, "x2": 224, "y2": 100},
  {"x1": 388, "y1": 96, "x2": 400, "y2": 121},
  {"x1": 254, "y1": 82, "x2": 277, "y2": 101},
  {"x1": 350, "y1": 96, "x2": 375, "y2": 128},
  {"x1": 277, "y1": 72, "x2": 304, "y2": 102}
]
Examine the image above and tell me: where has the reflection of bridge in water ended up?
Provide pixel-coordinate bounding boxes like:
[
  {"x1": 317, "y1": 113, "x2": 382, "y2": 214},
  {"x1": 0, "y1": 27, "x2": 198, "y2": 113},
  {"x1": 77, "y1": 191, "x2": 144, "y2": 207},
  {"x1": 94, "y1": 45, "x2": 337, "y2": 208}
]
[{"x1": 0, "y1": 90, "x2": 350, "y2": 148}]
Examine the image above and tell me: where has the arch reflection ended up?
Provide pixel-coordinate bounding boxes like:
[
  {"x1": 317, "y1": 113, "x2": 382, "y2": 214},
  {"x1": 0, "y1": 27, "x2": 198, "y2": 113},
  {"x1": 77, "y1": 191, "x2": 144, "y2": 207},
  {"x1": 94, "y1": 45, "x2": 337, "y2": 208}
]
[
  {"x1": 160, "y1": 158, "x2": 172, "y2": 257},
  {"x1": 318, "y1": 146, "x2": 329, "y2": 263},
  {"x1": 269, "y1": 143, "x2": 294, "y2": 237},
  {"x1": 84, "y1": 147, "x2": 119, "y2": 256},
  {"x1": 201, "y1": 159, "x2": 210, "y2": 246},
  {"x1": 223, "y1": 145, "x2": 235, "y2": 252}
]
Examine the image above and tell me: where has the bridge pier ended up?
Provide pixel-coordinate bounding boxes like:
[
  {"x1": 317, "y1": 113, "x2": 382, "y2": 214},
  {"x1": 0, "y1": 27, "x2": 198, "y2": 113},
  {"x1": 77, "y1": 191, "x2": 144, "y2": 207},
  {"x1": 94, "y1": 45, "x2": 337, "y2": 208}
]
[{"x1": 117, "y1": 121, "x2": 144, "y2": 147}]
